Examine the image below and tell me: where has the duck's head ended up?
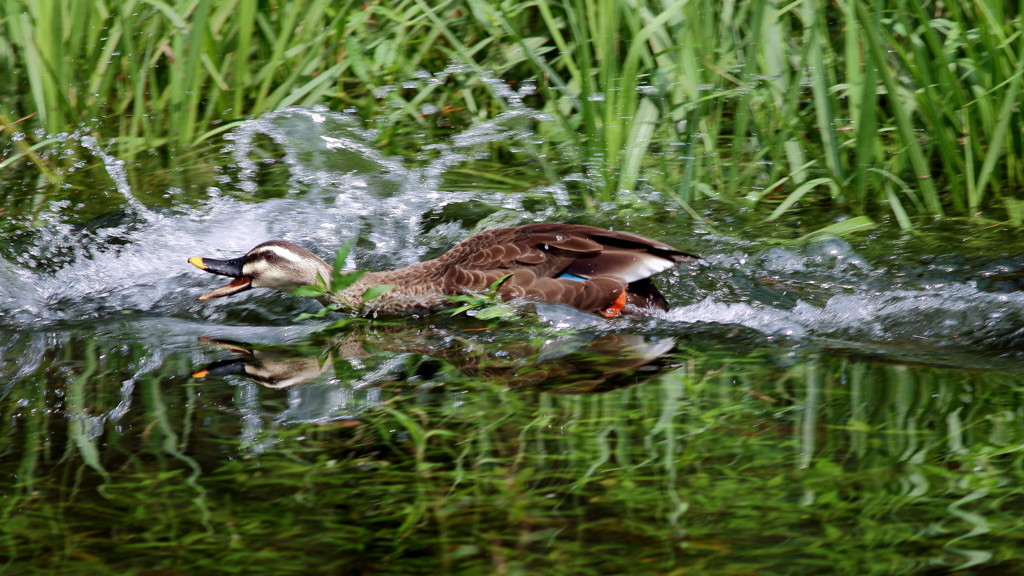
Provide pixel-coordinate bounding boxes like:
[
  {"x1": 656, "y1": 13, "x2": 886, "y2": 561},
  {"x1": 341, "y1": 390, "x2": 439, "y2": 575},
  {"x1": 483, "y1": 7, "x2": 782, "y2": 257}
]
[{"x1": 189, "y1": 240, "x2": 331, "y2": 301}]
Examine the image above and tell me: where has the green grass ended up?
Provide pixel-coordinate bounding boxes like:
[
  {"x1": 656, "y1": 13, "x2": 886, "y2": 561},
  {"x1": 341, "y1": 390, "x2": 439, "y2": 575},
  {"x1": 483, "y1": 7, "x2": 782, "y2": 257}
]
[{"x1": 1, "y1": 0, "x2": 1021, "y2": 224}]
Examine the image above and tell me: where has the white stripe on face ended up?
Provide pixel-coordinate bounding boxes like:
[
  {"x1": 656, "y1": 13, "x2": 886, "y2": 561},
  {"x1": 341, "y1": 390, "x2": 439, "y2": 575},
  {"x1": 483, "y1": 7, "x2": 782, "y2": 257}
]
[{"x1": 257, "y1": 244, "x2": 306, "y2": 264}]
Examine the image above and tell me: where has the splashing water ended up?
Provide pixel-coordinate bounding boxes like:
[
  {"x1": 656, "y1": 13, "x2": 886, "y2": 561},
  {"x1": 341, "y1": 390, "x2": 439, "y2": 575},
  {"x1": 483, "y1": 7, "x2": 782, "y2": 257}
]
[
  {"x1": 0, "y1": 71, "x2": 1021, "y2": 366},
  {"x1": 667, "y1": 235, "x2": 1024, "y2": 356},
  {"x1": 0, "y1": 79, "x2": 564, "y2": 325}
]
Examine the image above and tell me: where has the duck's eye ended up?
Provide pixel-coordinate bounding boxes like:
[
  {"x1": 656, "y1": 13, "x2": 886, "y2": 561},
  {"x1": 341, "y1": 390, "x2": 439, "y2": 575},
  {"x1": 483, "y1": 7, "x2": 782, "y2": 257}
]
[{"x1": 262, "y1": 252, "x2": 277, "y2": 263}]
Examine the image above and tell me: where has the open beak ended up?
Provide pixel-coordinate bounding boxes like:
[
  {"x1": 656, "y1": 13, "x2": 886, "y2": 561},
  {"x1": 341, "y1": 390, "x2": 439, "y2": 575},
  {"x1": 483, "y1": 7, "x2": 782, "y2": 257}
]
[{"x1": 188, "y1": 255, "x2": 252, "y2": 300}]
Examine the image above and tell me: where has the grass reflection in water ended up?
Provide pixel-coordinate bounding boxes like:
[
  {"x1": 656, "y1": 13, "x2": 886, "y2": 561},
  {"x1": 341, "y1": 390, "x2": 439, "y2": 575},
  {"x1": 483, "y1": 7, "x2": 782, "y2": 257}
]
[{"x1": 2, "y1": 318, "x2": 1024, "y2": 575}]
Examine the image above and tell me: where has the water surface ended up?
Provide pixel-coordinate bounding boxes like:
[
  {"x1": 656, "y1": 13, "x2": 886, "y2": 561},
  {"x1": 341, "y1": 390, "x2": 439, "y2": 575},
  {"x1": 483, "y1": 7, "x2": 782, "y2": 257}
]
[{"x1": 2, "y1": 96, "x2": 1024, "y2": 574}]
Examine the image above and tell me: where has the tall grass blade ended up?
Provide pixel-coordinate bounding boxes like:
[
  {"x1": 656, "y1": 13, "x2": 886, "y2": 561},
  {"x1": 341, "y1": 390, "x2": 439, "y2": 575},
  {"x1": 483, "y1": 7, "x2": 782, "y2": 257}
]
[
  {"x1": 801, "y1": 3, "x2": 843, "y2": 184},
  {"x1": 971, "y1": 42, "x2": 1024, "y2": 211},
  {"x1": 617, "y1": 98, "x2": 659, "y2": 192},
  {"x1": 855, "y1": 2, "x2": 943, "y2": 215}
]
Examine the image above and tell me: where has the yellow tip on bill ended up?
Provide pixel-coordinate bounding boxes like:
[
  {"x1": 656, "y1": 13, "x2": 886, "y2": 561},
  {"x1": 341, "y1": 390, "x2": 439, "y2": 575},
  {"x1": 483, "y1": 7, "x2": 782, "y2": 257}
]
[{"x1": 188, "y1": 256, "x2": 206, "y2": 270}]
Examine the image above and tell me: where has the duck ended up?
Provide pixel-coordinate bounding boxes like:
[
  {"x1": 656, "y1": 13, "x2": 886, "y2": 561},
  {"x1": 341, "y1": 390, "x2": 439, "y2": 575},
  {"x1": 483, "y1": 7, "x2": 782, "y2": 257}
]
[{"x1": 188, "y1": 223, "x2": 697, "y2": 316}]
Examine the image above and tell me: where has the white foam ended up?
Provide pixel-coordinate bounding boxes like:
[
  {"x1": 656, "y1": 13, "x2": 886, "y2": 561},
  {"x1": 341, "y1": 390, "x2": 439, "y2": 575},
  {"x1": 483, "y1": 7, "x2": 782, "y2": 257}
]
[{"x1": 667, "y1": 282, "x2": 1024, "y2": 350}]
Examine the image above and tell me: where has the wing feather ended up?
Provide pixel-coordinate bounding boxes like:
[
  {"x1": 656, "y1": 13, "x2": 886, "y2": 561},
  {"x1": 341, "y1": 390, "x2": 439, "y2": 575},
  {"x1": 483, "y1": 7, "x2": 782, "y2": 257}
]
[{"x1": 429, "y1": 223, "x2": 697, "y2": 311}]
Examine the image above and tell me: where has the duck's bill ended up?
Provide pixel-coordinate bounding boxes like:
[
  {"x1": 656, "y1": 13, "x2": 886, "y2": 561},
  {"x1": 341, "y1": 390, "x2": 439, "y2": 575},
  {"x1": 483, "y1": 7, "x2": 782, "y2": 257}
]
[{"x1": 189, "y1": 256, "x2": 252, "y2": 300}]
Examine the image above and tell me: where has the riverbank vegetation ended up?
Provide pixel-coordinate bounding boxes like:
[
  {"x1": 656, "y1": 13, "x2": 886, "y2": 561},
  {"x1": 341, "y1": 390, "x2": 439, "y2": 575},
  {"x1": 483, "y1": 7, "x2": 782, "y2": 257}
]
[{"x1": 1, "y1": 0, "x2": 1022, "y2": 224}]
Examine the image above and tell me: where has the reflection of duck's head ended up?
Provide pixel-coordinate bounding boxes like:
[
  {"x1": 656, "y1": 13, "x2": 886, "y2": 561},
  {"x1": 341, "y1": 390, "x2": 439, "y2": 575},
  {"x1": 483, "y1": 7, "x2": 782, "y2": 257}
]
[
  {"x1": 189, "y1": 240, "x2": 333, "y2": 303},
  {"x1": 189, "y1": 223, "x2": 698, "y2": 316},
  {"x1": 192, "y1": 337, "x2": 333, "y2": 389}
]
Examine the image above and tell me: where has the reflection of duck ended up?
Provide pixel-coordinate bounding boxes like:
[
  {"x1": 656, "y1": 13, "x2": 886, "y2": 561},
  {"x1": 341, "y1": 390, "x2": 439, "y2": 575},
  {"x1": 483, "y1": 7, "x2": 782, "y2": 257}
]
[
  {"x1": 193, "y1": 330, "x2": 677, "y2": 394},
  {"x1": 189, "y1": 223, "x2": 697, "y2": 316},
  {"x1": 192, "y1": 337, "x2": 334, "y2": 389}
]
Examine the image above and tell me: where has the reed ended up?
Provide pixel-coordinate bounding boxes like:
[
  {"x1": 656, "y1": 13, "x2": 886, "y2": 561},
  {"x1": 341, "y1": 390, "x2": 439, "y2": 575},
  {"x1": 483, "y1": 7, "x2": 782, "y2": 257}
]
[{"x1": 1, "y1": 0, "x2": 1021, "y2": 223}]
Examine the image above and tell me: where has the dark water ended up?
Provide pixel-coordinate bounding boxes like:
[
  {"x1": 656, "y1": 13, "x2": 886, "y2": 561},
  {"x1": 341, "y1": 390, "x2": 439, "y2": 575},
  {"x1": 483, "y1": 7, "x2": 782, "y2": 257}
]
[{"x1": 2, "y1": 96, "x2": 1024, "y2": 574}]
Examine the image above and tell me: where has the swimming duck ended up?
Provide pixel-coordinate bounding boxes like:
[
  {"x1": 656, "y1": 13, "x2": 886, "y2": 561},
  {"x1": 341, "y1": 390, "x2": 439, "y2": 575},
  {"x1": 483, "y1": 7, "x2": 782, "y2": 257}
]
[{"x1": 188, "y1": 223, "x2": 697, "y2": 316}]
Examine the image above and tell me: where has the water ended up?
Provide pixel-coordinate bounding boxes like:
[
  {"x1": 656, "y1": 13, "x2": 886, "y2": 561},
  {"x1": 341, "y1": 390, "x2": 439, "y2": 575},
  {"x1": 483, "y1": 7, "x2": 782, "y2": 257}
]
[{"x1": 2, "y1": 96, "x2": 1024, "y2": 574}]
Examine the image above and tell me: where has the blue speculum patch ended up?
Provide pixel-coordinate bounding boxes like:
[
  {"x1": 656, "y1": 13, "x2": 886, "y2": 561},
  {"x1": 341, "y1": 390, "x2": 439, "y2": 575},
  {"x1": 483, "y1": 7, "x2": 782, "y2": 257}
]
[{"x1": 557, "y1": 272, "x2": 588, "y2": 282}]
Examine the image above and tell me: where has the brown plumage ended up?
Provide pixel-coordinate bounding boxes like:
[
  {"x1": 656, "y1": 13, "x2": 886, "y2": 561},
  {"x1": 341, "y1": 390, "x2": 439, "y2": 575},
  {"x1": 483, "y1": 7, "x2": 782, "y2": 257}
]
[{"x1": 188, "y1": 223, "x2": 698, "y2": 316}]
